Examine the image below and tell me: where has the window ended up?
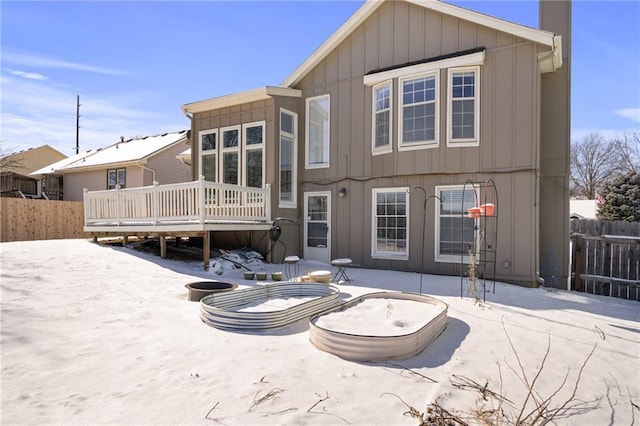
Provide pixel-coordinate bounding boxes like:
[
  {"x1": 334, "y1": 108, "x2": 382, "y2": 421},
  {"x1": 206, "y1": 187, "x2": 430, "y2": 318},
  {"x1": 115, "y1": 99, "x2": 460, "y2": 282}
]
[
  {"x1": 306, "y1": 95, "x2": 330, "y2": 168},
  {"x1": 242, "y1": 122, "x2": 265, "y2": 188},
  {"x1": 372, "y1": 81, "x2": 392, "y2": 155},
  {"x1": 435, "y1": 185, "x2": 478, "y2": 263},
  {"x1": 107, "y1": 168, "x2": 126, "y2": 189},
  {"x1": 220, "y1": 126, "x2": 240, "y2": 185},
  {"x1": 372, "y1": 188, "x2": 409, "y2": 260},
  {"x1": 448, "y1": 67, "x2": 480, "y2": 146},
  {"x1": 399, "y1": 72, "x2": 439, "y2": 150},
  {"x1": 279, "y1": 109, "x2": 297, "y2": 207},
  {"x1": 199, "y1": 129, "x2": 218, "y2": 182}
]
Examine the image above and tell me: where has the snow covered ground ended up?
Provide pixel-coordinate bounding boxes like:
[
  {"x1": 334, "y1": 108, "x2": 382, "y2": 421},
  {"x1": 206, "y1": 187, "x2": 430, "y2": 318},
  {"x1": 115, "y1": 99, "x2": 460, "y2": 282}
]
[{"x1": 1, "y1": 239, "x2": 638, "y2": 425}]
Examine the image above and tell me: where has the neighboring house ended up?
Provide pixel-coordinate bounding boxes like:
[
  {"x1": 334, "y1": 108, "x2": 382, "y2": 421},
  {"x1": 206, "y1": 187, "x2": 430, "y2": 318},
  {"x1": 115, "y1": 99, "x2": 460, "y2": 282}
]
[
  {"x1": 570, "y1": 199, "x2": 598, "y2": 220},
  {"x1": 33, "y1": 131, "x2": 191, "y2": 202},
  {"x1": 83, "y1": 0, "x2": 570, "y2": 286},
  {"x1": 1, "y1": 145, "x2": 67, "y2": 198}
]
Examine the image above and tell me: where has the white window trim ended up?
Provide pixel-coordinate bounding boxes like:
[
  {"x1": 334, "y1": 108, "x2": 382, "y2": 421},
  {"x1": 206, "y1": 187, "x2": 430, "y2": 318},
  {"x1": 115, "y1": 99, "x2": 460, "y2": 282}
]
[
  {"x1": 198, "y1": 129, "x2": 218, "y2": 181},
  {"x1": 434, "y1": 184, "x2": 479, "y2": 263},
  {"x1": 371, "y1": 81, "x2": 393, "y2": 156},
  {"x1": 447, "y1": 66, "x2": 480, "y2": 147},
  {"x1": 279, "y1": 108, "x2": 298, "y2": 209},
  {"x1": 371, "y1": 187, "x2": 410, "y2": 261},
  {"x1": 220, "y1": 125, "x2": 241, "y2": 185},
  {"x1": 305, "y1": 94, "x2": 330, "y2": 169},
  {"x1": 364, "y1": 50, "x2": 485, "y2": 86},
  {"x1": 398, "y1": 70, "x2": 440, "y2": 151},
  {"x1": 241, "y1": 121, "x2": 265, "y2": 188}
]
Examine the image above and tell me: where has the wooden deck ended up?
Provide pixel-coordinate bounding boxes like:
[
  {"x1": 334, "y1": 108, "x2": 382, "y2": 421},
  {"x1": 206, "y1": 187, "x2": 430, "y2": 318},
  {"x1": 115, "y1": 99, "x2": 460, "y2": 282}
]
[{"x1": 83, "y1": 179, "x2": 273, "y2": 233}]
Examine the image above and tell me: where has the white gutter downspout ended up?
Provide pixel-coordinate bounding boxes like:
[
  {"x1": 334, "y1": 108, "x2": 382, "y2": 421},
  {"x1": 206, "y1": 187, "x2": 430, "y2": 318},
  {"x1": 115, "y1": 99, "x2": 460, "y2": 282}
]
[{"x1": 139, "y1": 161, "x2": 156, "y2": 184}]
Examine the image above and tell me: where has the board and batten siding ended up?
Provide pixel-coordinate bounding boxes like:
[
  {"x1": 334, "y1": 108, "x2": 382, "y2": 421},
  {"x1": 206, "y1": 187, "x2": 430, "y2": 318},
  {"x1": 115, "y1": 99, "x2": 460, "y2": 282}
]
[{"x1": 294, "y1": 1, "x2": 543, "y2": 284}]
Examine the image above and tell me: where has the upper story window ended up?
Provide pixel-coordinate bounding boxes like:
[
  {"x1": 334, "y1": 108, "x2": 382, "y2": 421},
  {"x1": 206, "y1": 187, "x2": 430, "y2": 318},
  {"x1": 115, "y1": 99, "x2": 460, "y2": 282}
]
[
  {"x1": 306, "y1": 94, "x2": 330, "y2": 169},
  {"x1": 199, "y1": 129, "x2": 218, "y2": 181},
  {"x1": 372, "y1": 81, "x2": 392, "y2": 155},
  {"x1": 398, "y1": 72, "x2": 439, "y2": 151},
  {"x1": 371, "y1": 187, "x2": 409, "y2": 260},
  {"x1": 242, "y1": 121, "x2": 265, "y2": 188},
  {"x1": 107, "y1": 168, "x2": 126, "y2": 189},
  {"x1": 279, "y1": 109, "x2": 298, "y2": 208},
  {"x1": 447, "y1": 67, "x2": 480, "y2": 146}
]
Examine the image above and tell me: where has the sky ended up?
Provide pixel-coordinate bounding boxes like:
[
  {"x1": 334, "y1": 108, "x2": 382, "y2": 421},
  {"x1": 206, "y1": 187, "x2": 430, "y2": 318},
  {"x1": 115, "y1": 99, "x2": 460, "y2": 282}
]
[{"x1": 1, "y1": 0, "x2": 639, "y2": 157}]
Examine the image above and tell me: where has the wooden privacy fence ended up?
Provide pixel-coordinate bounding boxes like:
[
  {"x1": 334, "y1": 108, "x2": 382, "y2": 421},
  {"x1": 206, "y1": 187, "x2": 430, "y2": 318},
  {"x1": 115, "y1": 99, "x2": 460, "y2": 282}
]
[
  {"x1": 0, "y1": 198, "x2": 88, "y2": 242},
  {"x1": 570, "y1": 233, "x2": 640, "y2": 301}
]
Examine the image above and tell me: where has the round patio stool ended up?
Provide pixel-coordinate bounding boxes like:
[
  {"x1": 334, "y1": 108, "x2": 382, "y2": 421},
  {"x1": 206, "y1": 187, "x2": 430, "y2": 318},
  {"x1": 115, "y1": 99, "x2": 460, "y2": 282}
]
[
  {"x1": 284, "y1": 255, "x2": 300, "y2": 281},
  {"x1": 331, "y1": 258, "x2": 353, "y2": 283}
]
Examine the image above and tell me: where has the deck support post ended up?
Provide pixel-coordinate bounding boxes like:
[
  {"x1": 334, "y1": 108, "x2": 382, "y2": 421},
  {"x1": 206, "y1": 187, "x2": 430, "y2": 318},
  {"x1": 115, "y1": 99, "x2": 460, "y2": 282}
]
[
  {"x1": 203, "y1": 231, "x2": 210, "y2": 270},
  {"x1": 122, "y1": 235, "x2": 128, "y2": 246},
  {"x1": 160, "y1": 236, "x2": 167, "y2": 259}
]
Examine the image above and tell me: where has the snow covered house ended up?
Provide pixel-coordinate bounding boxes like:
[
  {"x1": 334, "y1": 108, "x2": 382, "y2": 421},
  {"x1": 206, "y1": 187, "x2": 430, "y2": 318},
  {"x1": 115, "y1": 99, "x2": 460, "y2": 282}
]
[
  {"x1": 82, "y1": 0, "x2": 570, "y2": 286},
  {"x1": 33, "y1": 131, "x2": 190, "y2": 202}
]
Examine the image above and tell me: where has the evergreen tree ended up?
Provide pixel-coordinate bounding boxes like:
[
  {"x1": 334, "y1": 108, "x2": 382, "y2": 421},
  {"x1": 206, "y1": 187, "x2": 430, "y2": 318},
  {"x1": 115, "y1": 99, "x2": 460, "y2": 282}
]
[{"x1": 597, "y1": 172, "x2": 640, "y2": 222}]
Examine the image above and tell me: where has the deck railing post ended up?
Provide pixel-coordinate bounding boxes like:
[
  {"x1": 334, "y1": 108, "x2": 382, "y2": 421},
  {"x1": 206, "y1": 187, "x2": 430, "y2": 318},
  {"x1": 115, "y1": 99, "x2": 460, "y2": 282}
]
[
  {"x1": 152, "y1": 181, "x2": 159, "y2": 225},
  {"x1": 83, "y1": 188, "x2": 89, "y2": 226},
  {"x1": 115, "y1": 184, "x2": 121, "y2": 226},
  {"x1": 199, "y1": 176, "x2": 205, "y2": 224},
  {"x1": 265, "y1": 183, "x2": 271, "y2": 221}
]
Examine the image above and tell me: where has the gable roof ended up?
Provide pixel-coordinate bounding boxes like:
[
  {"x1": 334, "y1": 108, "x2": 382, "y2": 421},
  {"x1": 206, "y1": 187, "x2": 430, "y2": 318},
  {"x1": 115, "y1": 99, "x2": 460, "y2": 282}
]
[
  {"x1": 31, "y1": 130, "x2": 189, "y2": 175},
  {"x1": 282, "y1": 0, "x2": 562, "y2": 87}
]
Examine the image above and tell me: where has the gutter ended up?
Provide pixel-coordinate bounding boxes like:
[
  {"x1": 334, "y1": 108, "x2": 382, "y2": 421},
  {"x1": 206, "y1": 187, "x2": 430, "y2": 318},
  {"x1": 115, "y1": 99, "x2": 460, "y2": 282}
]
[{"x1": 139, "y1": 161, "x2": 156, "y2": 183}]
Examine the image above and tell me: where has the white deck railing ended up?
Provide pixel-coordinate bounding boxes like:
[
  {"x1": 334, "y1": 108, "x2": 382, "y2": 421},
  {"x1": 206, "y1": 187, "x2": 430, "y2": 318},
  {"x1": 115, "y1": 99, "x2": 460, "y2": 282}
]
[{"x1": 84, "y1": 179, "x2": 271, "y2": 227}]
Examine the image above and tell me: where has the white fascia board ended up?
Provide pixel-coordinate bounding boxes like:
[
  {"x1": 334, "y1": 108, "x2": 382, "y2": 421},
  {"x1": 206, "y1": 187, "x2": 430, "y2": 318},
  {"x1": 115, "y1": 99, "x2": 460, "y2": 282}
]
[
  {"x1": 183, "y1": 86, "x2": 301, "y2": 114},
  {"x1": 364, "y1": 50, "x2": 485, "y2": 86},
  {"x1": 282, "y1": 0, "x2": 383, "y2": 87},
  {"x1": 409, "y1": 0, "x2": 556, "y2": 47}
]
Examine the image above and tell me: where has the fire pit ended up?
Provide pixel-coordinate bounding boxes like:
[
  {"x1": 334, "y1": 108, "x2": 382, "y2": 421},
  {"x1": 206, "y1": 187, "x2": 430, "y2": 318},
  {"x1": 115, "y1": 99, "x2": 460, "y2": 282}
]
[{"x1": 185, "y1": 281, "x2": 238, "y2": 302}]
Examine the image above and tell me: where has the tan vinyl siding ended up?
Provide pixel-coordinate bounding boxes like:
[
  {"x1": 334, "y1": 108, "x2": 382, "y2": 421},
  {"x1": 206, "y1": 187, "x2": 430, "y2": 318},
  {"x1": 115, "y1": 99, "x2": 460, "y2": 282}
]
[
  {"x1": 63, "y1": 167, "x2": 143, "y2": 202},
  {"x1": 144, "y1": 142, "x2": 191, "y2": 186}
]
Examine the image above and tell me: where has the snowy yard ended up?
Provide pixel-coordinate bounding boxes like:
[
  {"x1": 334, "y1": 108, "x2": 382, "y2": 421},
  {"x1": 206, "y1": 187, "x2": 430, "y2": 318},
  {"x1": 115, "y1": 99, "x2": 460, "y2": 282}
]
[{"x1": 1, "y1": 239, "x2": 638, "y2": 425}]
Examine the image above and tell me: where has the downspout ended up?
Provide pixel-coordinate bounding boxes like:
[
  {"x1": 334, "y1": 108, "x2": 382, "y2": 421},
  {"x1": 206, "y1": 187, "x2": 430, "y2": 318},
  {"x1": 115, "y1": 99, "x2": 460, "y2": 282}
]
[
  {"x1": 182, "y1": 106, "x2": 196, "y2": 181},
  {"x1": 139, "y1": 161, "x2": 156, "y2": 185}
]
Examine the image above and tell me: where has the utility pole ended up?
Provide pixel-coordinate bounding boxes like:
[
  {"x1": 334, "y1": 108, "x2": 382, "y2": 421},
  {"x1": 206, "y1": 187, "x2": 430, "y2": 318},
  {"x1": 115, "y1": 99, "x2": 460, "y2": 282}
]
[{"x1": 76, "y1": 95, "x2": 80, "y2": 154}]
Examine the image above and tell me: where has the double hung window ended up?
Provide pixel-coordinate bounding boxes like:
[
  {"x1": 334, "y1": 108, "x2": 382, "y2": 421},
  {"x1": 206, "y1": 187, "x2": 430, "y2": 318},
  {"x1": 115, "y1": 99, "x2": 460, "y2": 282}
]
[
  {"x1": 107, "y1": 168, "x2": 126, "y2": 189},
  {"x1": 372, "y1": 188, "x2": 409, "y2": 260},
  {"x1": 399, "y1": 72, "x2": 439, "y2": 150},
  {"x1": 372, "y1": 82, "x2": 392, "y2": 154},
  {"x1": 448, "y1": 67, "x2": 479, "y2": 146},
  {"x1": 435, "y1": 185, "x2": 478, "y2": 263}
]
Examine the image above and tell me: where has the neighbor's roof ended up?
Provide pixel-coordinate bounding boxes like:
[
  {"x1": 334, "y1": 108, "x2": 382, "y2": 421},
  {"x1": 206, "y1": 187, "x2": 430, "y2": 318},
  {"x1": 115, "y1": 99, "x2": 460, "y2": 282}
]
[
  {"x1": 31, "y1": 130, "x2": 189, "y2": 174},
  {"x1": 282, "y1": 0, "x2": 562, "y2": 87}
]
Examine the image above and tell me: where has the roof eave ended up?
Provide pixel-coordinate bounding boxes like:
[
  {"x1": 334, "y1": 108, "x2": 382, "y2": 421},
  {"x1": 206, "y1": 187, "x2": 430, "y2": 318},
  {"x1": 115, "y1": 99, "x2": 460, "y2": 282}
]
[{"x1": 182, "y1": 86, "x2": 302, "y2": 114}]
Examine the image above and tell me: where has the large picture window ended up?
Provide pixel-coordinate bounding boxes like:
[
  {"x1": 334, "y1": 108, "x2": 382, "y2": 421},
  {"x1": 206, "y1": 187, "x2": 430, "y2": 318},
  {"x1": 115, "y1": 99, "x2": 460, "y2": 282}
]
[
  {"x1": 306, "y1": 94, "x2": 330, "y2": 168},
  {"x1": 447, "y1": 67, "x2": 480, "y2": 146},
  {"x1": 199, "y1": 129, "x2": 218, "y2": 182},
  {"x1": 399, "y1": 72, "x2": 438, "y2": 150},
  {"x1": 435, "y1": 185, "x2": 478, "y2": 263},
  {"x1": 107, "y1": 168, "x2": 126, "y2": 189},
  {"x1": 279, "y1": 109, "x2": 297, "y2": 207},
  {"x1": 220, "y1": 126, "x2": 240, "y2": 185},
  {"x1": 242, "y1": 122, "x2": 265, "y2": 188},
  {"x1": 372, "y1": 81, "x2": 392, "y2": 155},
  {"x1": 372, "y1": 188, "x2": 409, "y2": 260}
]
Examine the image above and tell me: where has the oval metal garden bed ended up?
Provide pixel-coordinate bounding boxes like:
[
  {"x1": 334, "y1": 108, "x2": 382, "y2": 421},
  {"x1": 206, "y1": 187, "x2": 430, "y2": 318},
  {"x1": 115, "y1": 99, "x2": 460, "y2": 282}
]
[
  {"x1": 200, "y1": 282, "x2": 340, "y2": 331},
  {"x1": 309, "y1": 291, "x2": 448, "y2": 361}
]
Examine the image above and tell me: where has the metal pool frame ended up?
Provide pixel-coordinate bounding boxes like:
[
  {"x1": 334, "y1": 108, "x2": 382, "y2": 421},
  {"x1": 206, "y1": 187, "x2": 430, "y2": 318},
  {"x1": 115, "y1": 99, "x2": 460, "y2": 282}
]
[
  {"x1": 200, "y1": 282, "x2": 340, "y2": 331},
  {"x1": 309, "y1": 291, "x2": 448, "y2": 361}
]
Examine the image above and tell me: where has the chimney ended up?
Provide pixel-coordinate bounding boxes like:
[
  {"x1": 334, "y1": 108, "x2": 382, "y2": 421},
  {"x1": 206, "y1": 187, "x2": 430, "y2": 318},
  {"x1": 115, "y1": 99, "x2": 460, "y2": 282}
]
[{"x1": 538, "y1": 0, "x2": 571, "y2": 286}]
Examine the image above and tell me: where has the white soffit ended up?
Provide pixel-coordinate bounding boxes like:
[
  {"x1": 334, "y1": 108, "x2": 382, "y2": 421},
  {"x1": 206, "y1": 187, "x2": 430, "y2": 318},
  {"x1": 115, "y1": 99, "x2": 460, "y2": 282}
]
[
  {"x1": 363, "y1": 50, "x2": 485, "y2": 86},
  {"x1": 183, "y1": 86, "x2": 302, "y2": 114}
]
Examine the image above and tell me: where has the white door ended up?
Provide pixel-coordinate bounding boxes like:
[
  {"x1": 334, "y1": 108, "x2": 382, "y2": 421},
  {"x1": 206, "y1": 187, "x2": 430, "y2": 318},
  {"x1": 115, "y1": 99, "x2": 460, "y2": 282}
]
[{"x1": 304, "y1": 191, "x2": 331, "y2": 264}]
